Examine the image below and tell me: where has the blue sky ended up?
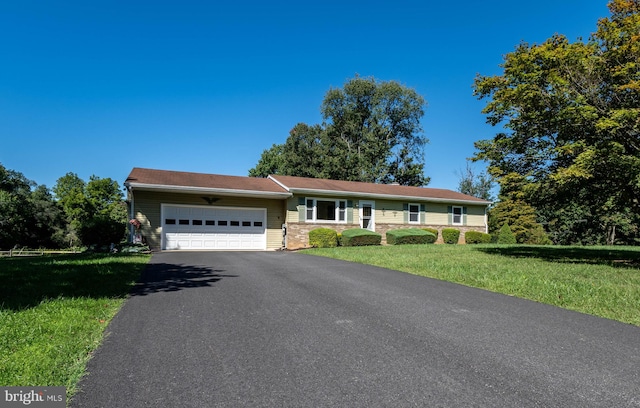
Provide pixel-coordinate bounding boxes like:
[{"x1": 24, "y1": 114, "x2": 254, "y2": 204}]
[{"x1": 0, "y1": 0, "x2": 610, "y2": 191}]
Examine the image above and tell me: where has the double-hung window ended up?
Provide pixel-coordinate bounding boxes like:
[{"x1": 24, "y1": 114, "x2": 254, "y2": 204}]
[
  {"x1": 452, "y1": 206, "x2": 463, "y2": 225},
  {"x1": 305, "y1": 198, "x2": 347, "y2": 223},
  {"x1": 408, "y1": 204, "x2": 420, "y2": 224}
]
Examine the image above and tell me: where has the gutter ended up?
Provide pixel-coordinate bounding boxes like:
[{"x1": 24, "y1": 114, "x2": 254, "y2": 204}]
[
  {"x1": 125, "y1": 182, "x2": 292, "y2": 199},
  {"x1": 283, "y1": 187, "x2": 491, "y2": 206}
]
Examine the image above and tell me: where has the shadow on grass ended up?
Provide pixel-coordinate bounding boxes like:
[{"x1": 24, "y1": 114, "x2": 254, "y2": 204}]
[
  {"x1": 0, "y1": 253, "x2": 236, "y2": 311},
  {"x1": 474, "y1": 245, "x2": 640, "y2": 268}
]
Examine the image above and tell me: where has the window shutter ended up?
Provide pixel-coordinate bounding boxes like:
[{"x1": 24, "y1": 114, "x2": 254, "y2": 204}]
[
  {"x1": 420, "y1": 204, "x2": 426, "y2": 224},
  {"x1": 463, "y1": 206, "x2": 468, "y2": 226},
  {"x1": 347, "y1": 200, "x2": 353, "y2": 223},
  {"x1": 447, "y1": 206, "x2": 453, "y2": 225},
  {"x1": 403, "y1": 203, "x2": 409, "y2": 223},
  {"x1": 298, "y1": 197, "x2": 305, "y2": 222}
]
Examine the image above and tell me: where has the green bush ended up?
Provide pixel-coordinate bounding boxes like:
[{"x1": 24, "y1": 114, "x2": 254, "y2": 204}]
[
  {"x1": 442, "y1": 228, "x2": 460, "y2": 244},
  {"x1": 78, "y1": 216, "x2": 127, "y2": 247},
  {"x1": 341, "y1": 228, "x2": 382, "y2": 246},
  {"x1": 465, "y1": 231, "x2": 492, "y2": 244},
  {"x1": 421, "y1": 228, "x2": 438, "y2": 244},
  {"x1": 309, "y1": 228, "x2": 338, "y2": 248},
  {"x1": 386, "y1": 228, "x2": 436, "y2": 245},
  {"x1": 497, "y1": 223, "x2": 517, "y2": 244}
]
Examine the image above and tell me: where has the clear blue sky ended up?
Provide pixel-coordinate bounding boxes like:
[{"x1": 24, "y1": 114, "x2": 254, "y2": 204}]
[{"x1": 0, "y1": 0, "x2": 609, "y2": 191}]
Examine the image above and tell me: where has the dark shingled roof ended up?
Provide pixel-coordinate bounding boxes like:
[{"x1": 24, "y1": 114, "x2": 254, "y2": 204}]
[
  {"x1": 269, "y1": 174, "x2": 490, "y2": 204},
  {"x1": 125, "y1": 167, "x2": 288, "y2": 193},
  {"x1": 125, "y1": 168, "x2": 491, "y2": 204}
]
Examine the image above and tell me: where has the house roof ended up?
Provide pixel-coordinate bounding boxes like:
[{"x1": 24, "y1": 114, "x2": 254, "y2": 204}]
[
  {"x1": 124, "y1": 167, "x2": 291, "y2": 198},
  {"x1": 125, "y1": 168, "x2": 491, "y2": 205},
  {"x1": 268, "y1": 174, "x2": 491, "y2": 205}
]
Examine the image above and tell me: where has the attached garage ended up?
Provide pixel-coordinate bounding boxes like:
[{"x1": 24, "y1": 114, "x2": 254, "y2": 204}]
[
  {"x1": 125, "y1": 168, "x2": 291, "y2": 251},
  {"x1": 162, "y1": 204, "x2": 267, "y2": 250}
]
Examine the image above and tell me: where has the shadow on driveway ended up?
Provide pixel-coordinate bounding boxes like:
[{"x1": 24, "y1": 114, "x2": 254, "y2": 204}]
[{"x1": 131, "y1": 262, "x2": 237, "y2": 296}]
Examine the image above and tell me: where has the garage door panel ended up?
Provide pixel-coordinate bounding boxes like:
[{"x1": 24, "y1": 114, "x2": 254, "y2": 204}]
[{"x1": 162, "y1": 205, "x2": 267, "y2": 250}]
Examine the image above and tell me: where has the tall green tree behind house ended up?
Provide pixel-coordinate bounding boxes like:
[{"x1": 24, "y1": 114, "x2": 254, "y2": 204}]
[
  {"x1": 457, "y1": 161, "x2": 495, "y2": 201},
  {"x1": 473, "y1": 0, "x2": 640, "y2": 245},
  {"x1": 250, "y1": 76, "x2": 430, "y2": 186}
]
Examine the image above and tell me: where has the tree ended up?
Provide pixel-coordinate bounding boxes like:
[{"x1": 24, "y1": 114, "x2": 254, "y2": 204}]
[
  {"x1": 54, "y1": 173, "x2": 127, "y2": 247},
  {"x1": 473, "y1": 0, "x2": 640, "y2": 245},
  {"x1": 457, "y1": 161, "x2": 495, "y2": 201},
  {"x1": 497, "y1": 224, "x2": 517, "y2": 244},
  {"x1": 0, "y1": 164, "x2": 65, "y2": 249},
  {"x1": 0, "y1": 164, "x2": 34, "y2": 248},
  {"x1": 250, "y1": 76, "x2": 430, "y2": 186}
]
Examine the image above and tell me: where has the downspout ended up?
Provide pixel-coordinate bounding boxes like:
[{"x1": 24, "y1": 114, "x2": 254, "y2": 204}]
[
  {"x1": 484, "y1": 206, "x2": 488, "y2": 234},
  {"x1": 128, "y1": 185, "x2": 135, "y2": 243}
]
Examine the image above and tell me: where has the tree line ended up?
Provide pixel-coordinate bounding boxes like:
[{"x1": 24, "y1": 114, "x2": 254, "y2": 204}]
[
  {"x1": 2, "y1": 2, "x2": 636, "y2": 248},
  {"x1": 250, "y1": 0, "x2": 638, "y2": 246},
  {"x1": 0, "y1": 163, "x2": 127, "y2": 249}
]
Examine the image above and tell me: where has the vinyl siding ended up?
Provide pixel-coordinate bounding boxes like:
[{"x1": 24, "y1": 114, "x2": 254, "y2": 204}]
[
  {"x1": 286, "y1": 195, "x2": 486, "y2": 227},
  {"x1": 132, "y1": 190, "x2": 286, "y2": 250}
]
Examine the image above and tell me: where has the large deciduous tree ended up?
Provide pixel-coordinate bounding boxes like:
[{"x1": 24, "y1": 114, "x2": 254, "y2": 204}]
[
  {"x1": 250, "y1": 76, "x2": 430, "y2": 186},
  {"x1": 457, "y1": 161, "x2": 495, "y2": 201},
  {"x1": 0, "y1": 163, "x2": 64, "y2": 249},
  {"x1": 54, "y1": 173, "x2": 127, "y2": 247},
  {"x1": 473, "y1": 0, "x2": 640, "y2": 245}
]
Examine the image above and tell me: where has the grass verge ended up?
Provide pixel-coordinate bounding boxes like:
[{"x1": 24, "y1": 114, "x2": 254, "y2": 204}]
[
  {"x1": 302, "y1": 244, "x2": 640, "y2": 326},
  {"x1": 0, "y1": 253, "x2": 150, "y2": 401}
]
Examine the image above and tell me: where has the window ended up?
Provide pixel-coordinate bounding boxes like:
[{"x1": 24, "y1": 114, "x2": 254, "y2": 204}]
[
  {"x1": 179, "y1": 219, "x2": 189, "y2": 225},
  {"x1": 230, "y1": 221, "x2": 240, "y2": 226},
  {"x1": 192, "y1": 219, "x2": 203, "y2": 226},
  {"x1": 305, "y1": 198, "x2": 347, "y2": 223},
  {"x1": 254, "y1": 221, "x2": 263, "y2": 227},
  {"x1": 165, "y1": 219, "x2": 176, "y2": 225},
  {"x1": 452, "y1": 206, "x2": 463, "y2": 225},
  {"x1": 408, "y1": 204, "x2": 420, "y2": 224},
  {"x1": 242, "y1": 221, "x2": 251, "y2": 227},
  {"x1": 205, "y1": 220, "x2": 215, "y2": 226},
  {"x1": 218, "y1": 220, "x2": 228, "y2": 226}
]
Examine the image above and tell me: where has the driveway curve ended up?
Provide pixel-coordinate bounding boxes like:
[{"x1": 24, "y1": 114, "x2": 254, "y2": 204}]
[{"x1": 71, "y1": 251, "x2": 640, "y2": 407}]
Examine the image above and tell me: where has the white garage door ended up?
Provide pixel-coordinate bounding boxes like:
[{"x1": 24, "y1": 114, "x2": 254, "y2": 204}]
[{"x1": 161, "y1": 205, "x2": 267, "y2": 250}]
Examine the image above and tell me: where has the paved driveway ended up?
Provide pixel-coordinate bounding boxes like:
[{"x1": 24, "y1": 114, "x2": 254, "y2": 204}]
[{"x1": 71, "y1": 251, "x2": 640, "y2": 407}]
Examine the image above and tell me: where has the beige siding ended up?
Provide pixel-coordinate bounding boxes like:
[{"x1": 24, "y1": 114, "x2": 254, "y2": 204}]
[
  {"x1": 132, "y1": 191, "x2": 286, "y2": 250},
  {"x1": 287, "y1": 195, "x2": 486, "y2": 228},
  {"x1": 426, "y1": 203, "x2": 449, "y2": 225},
  {"x1": 466, "y1": 205, "x2": 486, "y2": 227}
]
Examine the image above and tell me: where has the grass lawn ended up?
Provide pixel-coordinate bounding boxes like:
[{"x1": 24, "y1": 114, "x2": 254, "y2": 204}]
[
  {"x1": 302, "y1": 244, "x2": 640, "y2": 326},
  {"x1": 0, "y1": 253, "x2": 150, "y2": 402}
]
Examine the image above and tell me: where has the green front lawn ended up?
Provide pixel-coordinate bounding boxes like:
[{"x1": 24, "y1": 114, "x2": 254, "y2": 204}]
[
  {"x1": 0, "y1": 253, "x2": 150, "y2": 401},
  {"x1": 302, "y1": 244, "x2": 640, "y2": 326}
]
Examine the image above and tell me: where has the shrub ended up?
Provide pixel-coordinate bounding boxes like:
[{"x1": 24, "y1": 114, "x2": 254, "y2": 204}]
[
  {"x1": 497, "y1": 223, "x2": 517, "y2": 244},
  {"x1": 309, "y1": 228, "x2": 338, "y2": 248},
  {"x1": 341, "y1": 228, "x2": 382, "y2": 246},
  {"x1": 421, "y1": 228, "x2": 438, "y2": 244},
  {"x1": 442, "y1": 228, "x2": 460, "y2": 244},
  {"x1": 386, "y1": 228, "x2": 436, "y2": 245},
  {"x1": 465, "y1": 231, "x2": 492, "y2": 244},
  {"x1": 78, "y1": 216, "x2": 127, "y2": 247}
]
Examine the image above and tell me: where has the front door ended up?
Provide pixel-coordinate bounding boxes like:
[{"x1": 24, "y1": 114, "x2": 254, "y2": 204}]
[{"x1": 359, "y1": 201, "x2": 375, "y2": 231}]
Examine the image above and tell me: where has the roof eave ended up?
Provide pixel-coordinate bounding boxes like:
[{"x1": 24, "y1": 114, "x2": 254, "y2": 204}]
[
  {"x1": 287, "y1": 187, "x2": 491, "y2": 205},
  {"x1": 125, "y1": 182, "x2": 292, "y2": 199}
]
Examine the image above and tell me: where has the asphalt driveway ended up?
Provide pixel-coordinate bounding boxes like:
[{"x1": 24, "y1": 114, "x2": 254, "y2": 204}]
[{"x1": 71, "y1": 251, "x2": 640, "y2": 407}]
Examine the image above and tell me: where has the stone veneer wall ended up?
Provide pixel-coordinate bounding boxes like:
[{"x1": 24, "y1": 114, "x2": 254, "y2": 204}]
[{"x1": 285, "y1": 222, "x2": 487, "y2": 249}]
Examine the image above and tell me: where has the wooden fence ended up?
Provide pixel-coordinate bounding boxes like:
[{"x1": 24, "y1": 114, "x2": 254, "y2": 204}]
[{"x1": 0, "y1": 249, "x2": 82, "y2": 257}]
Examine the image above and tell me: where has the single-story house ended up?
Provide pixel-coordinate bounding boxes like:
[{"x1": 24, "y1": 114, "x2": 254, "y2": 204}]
[{"x1": 125, "y1": 167, "x2": 492, "y2": 250}]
